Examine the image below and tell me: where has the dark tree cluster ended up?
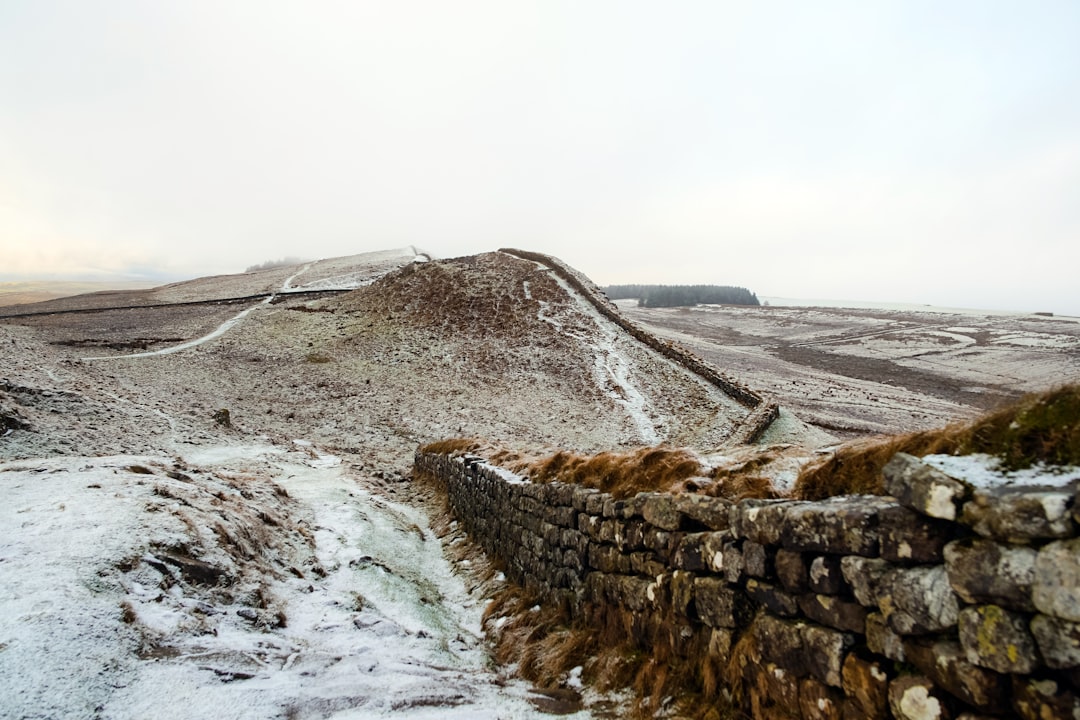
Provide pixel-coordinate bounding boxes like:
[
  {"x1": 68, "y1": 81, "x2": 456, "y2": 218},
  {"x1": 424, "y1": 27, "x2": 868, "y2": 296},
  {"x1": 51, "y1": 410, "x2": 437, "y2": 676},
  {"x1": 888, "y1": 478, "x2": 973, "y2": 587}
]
[{"x1": 604, "y1": 284, "x2": 760, "y2": 308}]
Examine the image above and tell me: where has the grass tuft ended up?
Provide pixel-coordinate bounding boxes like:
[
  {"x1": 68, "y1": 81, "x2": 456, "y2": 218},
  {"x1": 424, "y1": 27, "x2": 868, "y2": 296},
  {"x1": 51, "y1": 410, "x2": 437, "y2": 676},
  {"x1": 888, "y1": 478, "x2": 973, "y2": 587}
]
[
  {"x1": 794, "y1": 383, "x2": 1080, "y2": 500},
  {"x1": 508, "y1": 445, "x2": 703, "y2": 499}
]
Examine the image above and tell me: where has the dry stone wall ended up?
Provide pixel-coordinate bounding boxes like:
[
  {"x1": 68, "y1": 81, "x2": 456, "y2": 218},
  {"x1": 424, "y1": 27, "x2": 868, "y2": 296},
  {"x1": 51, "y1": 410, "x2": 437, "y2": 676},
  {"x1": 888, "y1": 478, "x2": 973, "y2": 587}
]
[
  {"x1": 498, "y1": 248, "x2": 778, "y2": 443},
  {"x1": 415, "y1": 449, "x2": 1080, "y2": 719}
]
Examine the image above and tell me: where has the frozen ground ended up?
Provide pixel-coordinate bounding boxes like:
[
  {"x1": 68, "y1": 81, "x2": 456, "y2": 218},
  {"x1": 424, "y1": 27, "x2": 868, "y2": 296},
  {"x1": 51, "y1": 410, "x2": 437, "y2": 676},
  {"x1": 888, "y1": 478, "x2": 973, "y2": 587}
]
[
  {"x1": 619, "y1": 300, "x2": 1080, "y2": 437},
  {"x1": 0, "y1": 443, "x2": 605, "y2": 719}
]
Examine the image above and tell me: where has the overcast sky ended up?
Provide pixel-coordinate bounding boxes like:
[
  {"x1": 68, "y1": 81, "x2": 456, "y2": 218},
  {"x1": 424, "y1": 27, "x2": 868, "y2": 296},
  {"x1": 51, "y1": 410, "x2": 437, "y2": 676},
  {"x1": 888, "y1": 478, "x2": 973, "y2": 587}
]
[{"x1": 2, "y1": 1, "x2": 1078, "y2": 314}]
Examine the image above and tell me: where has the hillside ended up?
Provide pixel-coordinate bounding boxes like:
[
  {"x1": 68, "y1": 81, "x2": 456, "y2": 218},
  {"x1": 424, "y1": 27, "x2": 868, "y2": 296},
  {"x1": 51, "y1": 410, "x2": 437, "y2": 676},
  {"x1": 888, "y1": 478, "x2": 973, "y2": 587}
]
[{"x1": 0, "y1": 248, "x2": 789, "y2": 719}]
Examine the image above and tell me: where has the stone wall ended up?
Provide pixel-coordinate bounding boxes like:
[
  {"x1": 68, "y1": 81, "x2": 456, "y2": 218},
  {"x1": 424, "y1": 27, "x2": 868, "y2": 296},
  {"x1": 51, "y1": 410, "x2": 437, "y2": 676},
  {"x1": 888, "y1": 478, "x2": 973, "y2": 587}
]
[
  {"x1": 499, "y1": 248, "x2": 778, "y2": 444},
  {"x1": 415, "y1": 449, "x2": 1080, "y2": 719}
]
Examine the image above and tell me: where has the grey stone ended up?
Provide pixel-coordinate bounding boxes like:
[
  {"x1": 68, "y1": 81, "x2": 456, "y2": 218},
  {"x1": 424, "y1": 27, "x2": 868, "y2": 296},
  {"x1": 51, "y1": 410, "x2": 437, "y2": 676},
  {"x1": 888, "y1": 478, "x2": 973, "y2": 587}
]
[
  {"x1": 958, "y1": 604, "x2": 1039, "y2": 674},
  {"x1": 674, "y1": 493, "x2": 732, "y2": 531},
  {"x1": 866, "y1": 612, "x2": 906, "y2": 661},
  {"x1": 779, "y1": 495, "x2": 893, "y2": 556},
  {"x1": 877, "y1": 565, "x2": 959, "y2": 635},
  {"x1": 1033, "y1": 538, "x2": 1080, "y2": 622},
  {"x1": 888, "y1": 675, "x2": 951, "y2": 720},
  {"x1": 744, "y1": 540, "x2": 771, "y2": 578},
  {"x1": 745, "y1": 579, "x2": 799, "y2": 617},
  {"x1": 801, "y1": 621, "x2": 855, "y2": 687},
  {"x1": 720, "y1": 540, "x2": 743, "y2": 583},
  {"x1": 673, "y1": 533, "x2": 709, "y2": 571},
  {"x1": 702, "y1": 532, "x2": 727, "y2": 574},
  {"x1": 944, "y1": 538, "x2": 1036, "y2": 611},
  {"x1": 1032, "y1": 537, "x2": 1080, "y2": 621},
  {"x1": 1031, "y1": 614, "x2": 1080, "y2": 669},
  {"x1": 878, "y1": 504, "x2": 956, "y2": 563},
  {"x1": 731, "y1": 498, "x2": 792, "y2": 545},
  {"x1": 750, "y1": 614, "x2": 810, "y2": 677},
  {"x1": 962, "y1": 483, "x2": 1078, "y2": 543},
  {"x1": 640, "y1": 493, "x2": 683, "y2": 530},
  {"x1": 904, "y1": 639, "x2": 1009, "y2": 713},
  {"x1": 809, "y1": 555, "x2": 847, "y2": 595},
  {"x1": 775, "y1": 549, "x2": 809, "y2": 593},
  {"x1": 841, "y1": 556, "x2": 893, "y2": 607},
  {"x1": 883, "y1": 452, "x2": 969, "y2": 521},
  {"x1": 693, "y1": 576, "x2": 752, "y2": 628},
  {"x1": 798, "y1": 593, "x2": 868, "y2": 634}
]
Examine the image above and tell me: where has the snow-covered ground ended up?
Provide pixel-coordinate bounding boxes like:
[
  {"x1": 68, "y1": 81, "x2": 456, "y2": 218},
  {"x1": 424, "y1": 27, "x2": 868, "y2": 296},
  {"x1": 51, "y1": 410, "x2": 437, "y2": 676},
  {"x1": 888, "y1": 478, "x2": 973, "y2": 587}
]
[{"x1": 0, "y1": 441, "x2": 597, "y2": 719}]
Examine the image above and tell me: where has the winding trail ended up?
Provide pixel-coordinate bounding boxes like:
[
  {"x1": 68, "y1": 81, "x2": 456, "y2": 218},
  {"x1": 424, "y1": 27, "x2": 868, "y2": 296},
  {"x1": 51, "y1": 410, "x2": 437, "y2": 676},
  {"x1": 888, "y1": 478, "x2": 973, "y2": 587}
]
[{"x1": 82, "y1": 263, "x2": 315, "y2": 361}]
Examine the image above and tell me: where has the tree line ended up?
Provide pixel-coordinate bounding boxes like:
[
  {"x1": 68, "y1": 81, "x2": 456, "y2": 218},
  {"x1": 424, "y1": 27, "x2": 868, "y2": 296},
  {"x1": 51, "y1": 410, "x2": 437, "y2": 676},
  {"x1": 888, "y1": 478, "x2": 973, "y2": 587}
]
[{"x1": 604, "y1": 284, "x2": 760, "y2": 308}]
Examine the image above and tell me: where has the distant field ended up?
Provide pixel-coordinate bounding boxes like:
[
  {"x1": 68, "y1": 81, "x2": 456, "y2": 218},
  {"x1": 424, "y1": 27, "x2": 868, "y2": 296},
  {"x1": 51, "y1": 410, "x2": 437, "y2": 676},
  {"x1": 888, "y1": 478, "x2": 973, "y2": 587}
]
[{"x1": 0, "y1": 281, "x2": 159, "y2": 307}]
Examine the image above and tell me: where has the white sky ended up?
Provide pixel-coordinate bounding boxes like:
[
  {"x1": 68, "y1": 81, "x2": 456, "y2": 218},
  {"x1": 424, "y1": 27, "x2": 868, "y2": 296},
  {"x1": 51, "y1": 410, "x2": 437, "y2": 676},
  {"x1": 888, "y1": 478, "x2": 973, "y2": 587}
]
[{"x1": 2, "y1": 1, "x2": 1078, "y2": 315}]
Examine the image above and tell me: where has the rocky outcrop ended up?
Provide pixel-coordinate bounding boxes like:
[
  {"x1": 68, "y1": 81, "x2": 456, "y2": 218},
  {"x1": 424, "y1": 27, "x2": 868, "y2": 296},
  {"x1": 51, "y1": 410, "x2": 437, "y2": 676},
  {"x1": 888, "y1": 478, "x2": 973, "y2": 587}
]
[{"x1": 417, "y1": 449, "x2": 1080, "y2": 719}]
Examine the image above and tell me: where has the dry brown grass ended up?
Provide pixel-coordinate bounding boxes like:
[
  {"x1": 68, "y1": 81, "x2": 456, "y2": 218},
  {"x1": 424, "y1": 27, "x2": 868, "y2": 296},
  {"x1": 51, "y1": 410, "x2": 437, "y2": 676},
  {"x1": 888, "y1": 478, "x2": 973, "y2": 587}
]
[
  {"x1": 508, "y1": 446, "x2": 703, "y2": 499},
  {"x1": 794, "y1": 383, "x2": 1080, "y2": 500},
  {"x1": 417, "y1": 437, "x2": 484, "y2": 456}
]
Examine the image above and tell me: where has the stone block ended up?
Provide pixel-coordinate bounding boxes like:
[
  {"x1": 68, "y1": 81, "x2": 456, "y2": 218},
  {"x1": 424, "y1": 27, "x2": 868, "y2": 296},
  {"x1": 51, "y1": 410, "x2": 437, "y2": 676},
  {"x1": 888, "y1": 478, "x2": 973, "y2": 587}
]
[
  {"x1": 878, "y1": 504, "x2": 956, "y2": 563},
  {"x1": 905, "y1": 638, "x2": 1009, "y2": 713},
  {"x1": 745, "y1": 540, "x2": 772, "y2": 578},
  {"x1": 841, "y1": 651, "x2": 889, "y2": 720},
  {"x1": 673, "y1": 532, "x2": 710, "y2": 571},
  {"x1": 800, "y1": 677, "x2": 844, "y2": 720},
  {"x1": 866, "y1": 612, "x2": 906, "y2": 661},
  {"x1": 693, "y1": 576, "x2": 752, "y2": 628},
  {"x1": 642, "y1": 527, "x2": 673, "y2": 558},
  {"x1": 958, "y1": 604, "x2": 1039, "y2": 674},
  {"x1": 629, "y1": 552, "x2": 665, "y2": 578},
  {"x1": 883, "y1": 452, "x2": 969, "y2": 520},
  {"x1": 675, "y1": 493, "x2": 732, "y2": 531},
  {"x1": 1012, "y1": 676, "x2": 1080, "y2": 720},
  {"x1": 841, "y1": 556, "x2": 892, "y2": 607},
  {"x1": 1031, "y1": 614, "x2": 1080, "y2": 669},
  {"x1": 877, "y1": 565, "x2": 960, "y2": 635},
  {"x1": 584, "y1": 492, "x2": 607, "y2": 515},
  {"x1": 721, "y1": 540, "x2": 744, "y2": 583},
  {"x1": 746, "y1": 579, "x2": 800, "y2": 617},
  {"x1": 780, "y1": 496, "x2": 893, "y2": 556},
  {"x1": 671, "y1": 570, "x2": 694, "y2": 617},
  {"x1": 776, "y1": 549, "x2": 810, "y2": 593},
  {"x1": 571, "y1": 486, "x2": 598, "y2": 511},
  {"x1": 798, "y1": 593, "x2": 867, "y2": 634},
  {"x1": 640, "y1": 493, "x2": 683, "y2": 530},
  {"x1": 732, "y1": 498, "x2": 793, "y2": 545},
  {"x1": 888, "y1": 675, "x2": 952, "y2": 720},
  {"x1": 601, "y1": 496, "x2": 625, "y2": 518},
  {"x1": 751, "y1": 614, "x2": 810, "y2": 677},
  {"x1": 801, "y1": 622, "x2": 855, "y2": 687},
  {"x1": 702, "y1": 532, "x2": 727, "y2": 573},
  {"x1": 944, "y1": 538, "x2": 1036, "y2": 611},
  {"x1": 1033, "y1": 538, "x2": 1080, "y2": 622},
  {"x1": 762, "y1": 662, "x2": 802, "y2": 710},
  {"x1": 809, "y1": 555, "x2": 847, "y2": 595},
  {"x1": 962, "y1": 481, "x2": 1079, "y2": 543}
]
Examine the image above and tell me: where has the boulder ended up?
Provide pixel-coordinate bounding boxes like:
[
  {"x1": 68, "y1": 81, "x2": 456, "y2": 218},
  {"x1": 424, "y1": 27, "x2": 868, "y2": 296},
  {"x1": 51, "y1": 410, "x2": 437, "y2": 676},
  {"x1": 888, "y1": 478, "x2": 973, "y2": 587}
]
[
  {"x1": 841, "y1": 555, "x2": 893, "y2": 607},
  {"x1": 779, "y1": 496, "x2": 893, "y2": 556},
  {"x1": 904, "y1": 639, "x2": 1009, "y2": 713},
  {"x1": 693, "y1": 576, "x2": 752, "y2": 628},
  {"x1": 961, "y1": 483, "x2": 1078, "y2": 543},
  {"x1": 884, "y1": 453, "x2": 969, "y2": 521}
]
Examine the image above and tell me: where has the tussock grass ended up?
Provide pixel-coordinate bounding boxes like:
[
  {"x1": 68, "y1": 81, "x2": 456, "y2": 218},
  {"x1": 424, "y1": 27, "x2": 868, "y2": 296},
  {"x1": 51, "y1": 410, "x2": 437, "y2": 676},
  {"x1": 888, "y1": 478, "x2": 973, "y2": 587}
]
[
  {"x1": 508, "y1": 446, "x2": 703, "y2": 499},
  {"x1": 417, "y1": 437, "x2": 485, "y2": 456},
  {"x1": 794, "y1": 383, "x2": 1080, "y2": 500}
]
